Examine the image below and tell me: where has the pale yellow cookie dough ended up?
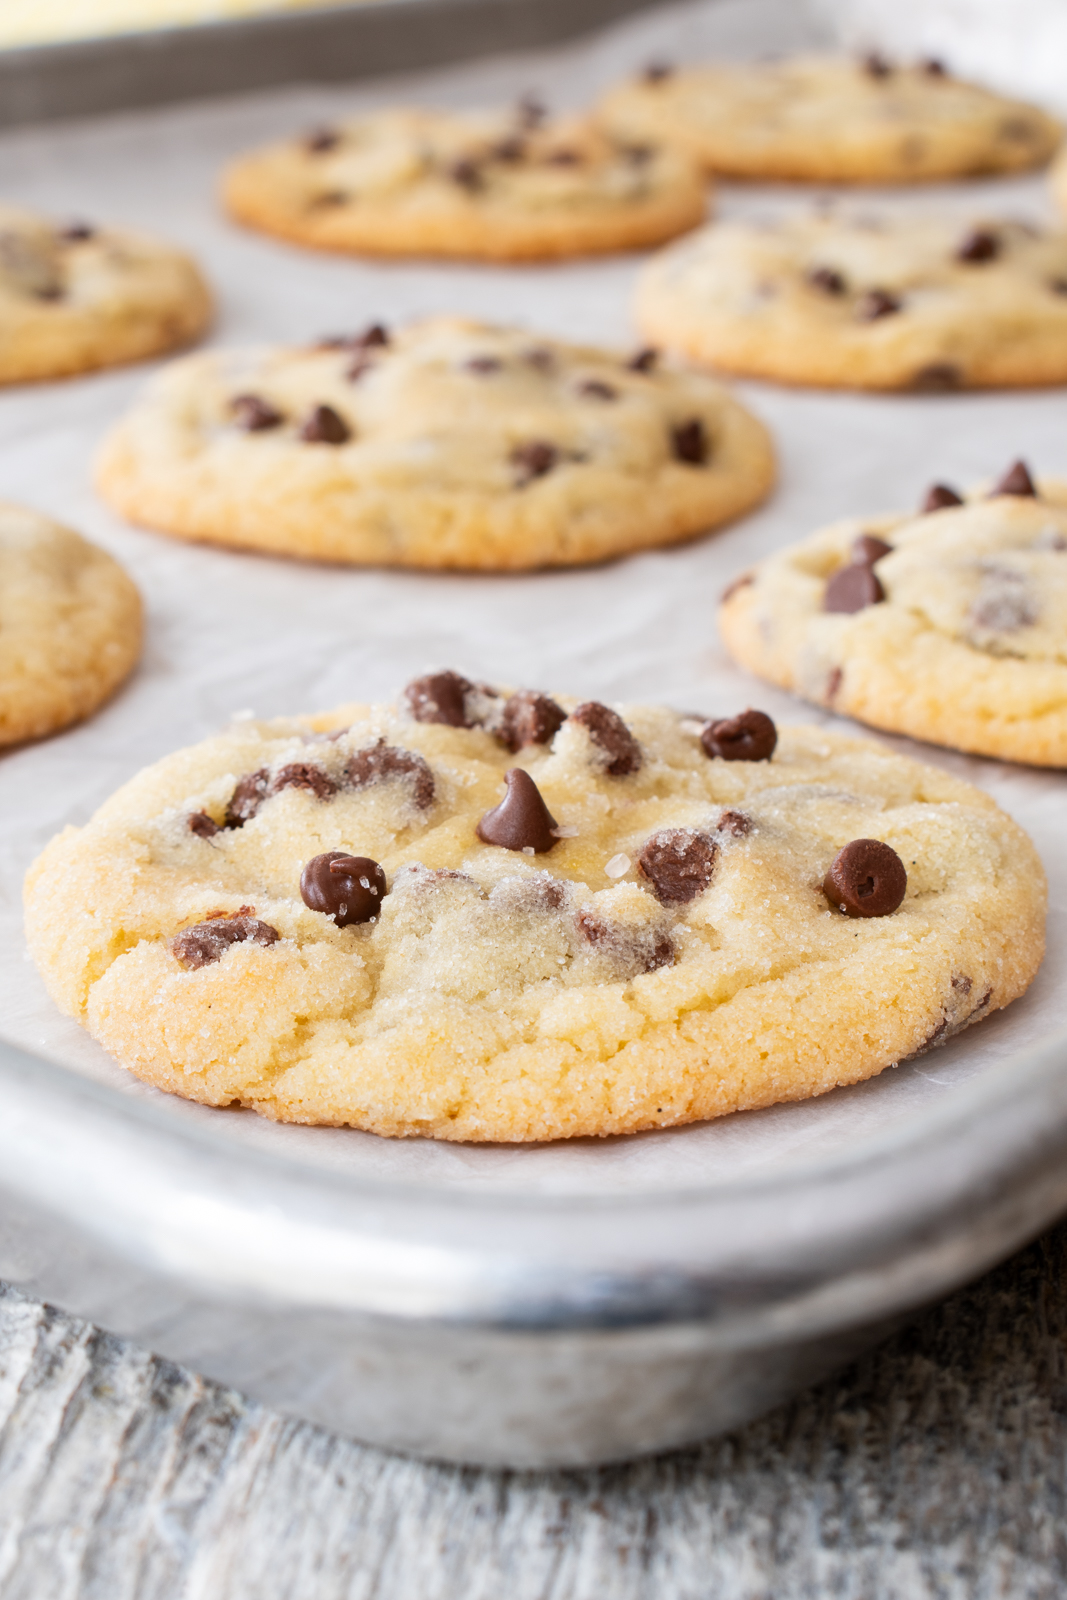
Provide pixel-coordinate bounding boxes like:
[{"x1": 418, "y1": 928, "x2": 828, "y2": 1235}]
[
  {"x1": 598, "y1": 54, "x2": 1061, "y2": 183},
  {"x1": 636, "y1": 212, "x2": 1067, "y2": 390},
  {"x1": 719, "y1": 478, "x2": 1067, "y2": 766},
  {"x1": 0, "y1": 205, "x2": 211, "y2": 384},
  {"x1": 0, "y1": 502, "x2": 142, "y2": 745},
  {"x1": 94, "y1": 316, "x2": 775, "y2": 570},
  {"x1": 24, "y1": 683, "x2": 1045, "y2": 1141},
  {"x1": 222, "y1": 107, "x2": 708, "y2": 262}
]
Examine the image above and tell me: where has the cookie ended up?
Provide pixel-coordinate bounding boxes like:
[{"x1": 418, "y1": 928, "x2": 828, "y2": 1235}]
[
  {"x1": 221, "y1": 104, "x2": 708, "y2": 262},
  {"x1": 0, "y1": 502, "x2": 142, "y2": 745},
  {"x1": 0, "y1": 205, "x2": 211, "y2": 384},
  {"x1": 719, "y1": 462, "x2": 1067, "y2": 766},
  {"x1": 598, "y1": 54, "x2": 1061, "y2": 183},
  {"x1": 1050, "y1": 142, "x2": 1067, "y2": 220},
  {"x1": 94, "y1": 316, "x2": 775, "y2": 570},
  {"x1": 24, "y1": 673, "x2": 1044, "y2": 1142},
  {"x1": 635, "y1": 212, "x2": 1067, "y2": 390}
]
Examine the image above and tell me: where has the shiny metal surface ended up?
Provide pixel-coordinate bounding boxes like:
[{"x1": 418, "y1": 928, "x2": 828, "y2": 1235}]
[{"x1": 2, "y1": 1032, "x2": 1067, "y2": 1466}]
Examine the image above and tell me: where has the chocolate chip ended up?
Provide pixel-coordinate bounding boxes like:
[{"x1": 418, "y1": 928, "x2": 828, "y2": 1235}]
[
  {"x1": 511, "y1": 440, "x2": 557, "y2": 485},
  {"x1": 271, "y1": 762, "x2": 338, "y2": 802},
  {"x1": 808, "y1": 265, "x2": 846, "y2": 295},
  {"x1": 627, "y1": 347, "x2": 658, "y2": 373},
  {"x1": 545, "y1": 148, "x2": 581, "y2": 166},
  {"x1": 642, "y1": 61, "x2": 673, "y2": 83},
  {"x1": 922, "y1": 482, "x2": 964, "y2": 512},
  {"x1": 226, "y1": 768, "x2": 270, "y2": 827},
  {"x1": 1050, "y1": 279, "x2": 1067, "y2": 296},
  {"x1": 173, "y1": 914, "x2": 279, "y2": 969},
  {"x1": 718, "y1": 809, "x2": 752, "y2": 837},
  {"x1": 575, "y1": 909, "x2": 609, "y2": 944},
  {"x1": 300, "y1": 404, "x2": 350, "y2": 444},
  {"x1": 578, "y1": 379, "x2": 617, "y2": 400},
  {"x1": 300, "y1": 851, "x2": 387, "y2": 926},
  {"x1": 956, "y1": 228, "x2": 999, "y2": 263},
  {"x1": 231, "y1": 393, "x2": 284, "y2": 432},
  {"x1": 824, "y1": 563, "x2": 885, "y2": 613},
  {"x1": 823, "y1": 839, "x2": 907, "y2": 918},
  {"x1": 35, "y1": 287, "x2": 63, "y2": 302},
  {"x1": 343, "y1": 742, "x2": 435, "y2": 809},
  {"x1": 620, "y1": 144, "x2": 654, "y2": 166},
  {"x1": 523, "y1": 346, "x2": 555, "y2": 372},
  {"x1": 826, "y1": 666, "x2": 843, "y2": 703},
  {"x1": 701, "y1": 709, "x2": 777, "y2": 762},
  {"x1": 851, "y1": 534, "x2": 893, "y2": 565},
  {"x1": 862, "y1": 52, "x2": 892, "y2": 78},
  {"x1": 58, "y1": 222, "x2": 95, "y2": 242},
  {"x1": 449, "y1": 158, "x2": 483, "y2": 192},
  {"x1": 923, "y1": 57, "x2": 947, "y2": 76},
  {"x1": 571, "y1": 702, "x2": 642, "y2": 776},
  {"x1": 476, "y1": 768, "x2": 558, "y2": 853},
  {"x1": 970, "y1": 585, "x2": 1036, "y2": 634},
  {"x1": 671, "y1": 418, "x2": 708, "y2": 465},
  {"x1": 500, "y1": 690, "x2": 566, "y2": 752},
  {"x1": 516, "y1": 93, "x2": 546, "y2": 129},
  {"x1": 465, "y1": 356, "x2": 502, "y2": 374},
  {"x1": 638, "y1": 828, "x2": 718, "y2": 904},
  {"x1": 913, "y1": 362, "x2": 963, "y2": 390},
  {"x1": 721, "y1": 572, "x2": 755, "y2": 603},
  {"x1": 856, "y1": 288, "x2": 902, "y2": 321},
  {"x1": 345, "y1": 323, "x2": 389, "y2": 351},
  {"x1": 490, "y1": 136, "x2": 526, "y2": 163},
  {"x1": 188, "y1": 810, "x2": 220, "y2": 838},
  {"x1": 305, "y1": 127, "x2": 339, "y2": 153},
  {"x1": 404, "y1": 670, "x2": 476, "y2": 727},
  {"x1": 991, "y1": 459, "x2": 1037, "y2": 498}
]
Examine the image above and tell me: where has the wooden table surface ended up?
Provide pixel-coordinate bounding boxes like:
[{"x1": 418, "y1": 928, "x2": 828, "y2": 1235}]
[{"x1": 1, "y1": 1219, "x2": 1065, "y2": 1600}]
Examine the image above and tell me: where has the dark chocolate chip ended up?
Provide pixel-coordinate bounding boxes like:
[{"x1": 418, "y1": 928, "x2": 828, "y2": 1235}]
[
  {"x1": 305, "y1": 127, "x2": 340, "y2": 153},
  {"x1": 545, "y1": 148, "x2": 581, "y2": 166},
  {"x1": 824, "y1": 563, "x2": 885, "y2": 613},
  {"x1": 449, "y1": 158, "x2": 483, "y2": 192},
  {"x1": 862, "y1": 52, "x2": 892, "y2": 78},
  {"x1": 226, "y1": 768, "x2": 271, "y2": 827},
  {"x1": 476, "y1": 768, "x2": 558, "y2": 853},
  {"x1": 718, "y1": 809, "x2": 752, "y2": 837},
  {"x1": 856, "y1": 288, "x2": 902, "y2": 321},
  {"x1": 347, "y1": 323, "x2": 390, "y2": 350},
  {"x1": 970, "y1": 584, "x2": 1036, "y2": 634},
  {"x1": 701, "y1": 709, "x2": 777, "y2": 762},
  {"x1": 465, "y1": 356, "x2": 503, "y2": 374},
  {"x1": 638, "y1": 828, "x2": 718, "y2": 904},
  {"x1": 956, "y1": 227, "x2": 999, "y2": 263},
  {"x1": 300, "y1": 404, "x2": 350, "y2": 444},
  {"x1": 824, "y1": 838, "x2": 907, "y2": 918},
  {"x1": 913, "y1": 362, "x2": 962, "y2": 391},
  {"x1": 721, "y1": 572, "x2": 755, "y2": 603},
  {"x1": 1050, "y1": 279, "x2": 1067, "y2": 296},
  {"x1": 343, "y1": 742, "x2": 435, "y2": 809},
  {"x1": 173, "y1": 914, "x2": 279, "y2": 969},
  {"x1": 231, "y1": 393, "x2": 284, "y2": 432},
  {"x1": 58, "y1": 222, "x2": 95, "y2": 242},
  {"x1": 500, "y1": 690, "x2": 566, "y2": 752},
  {"x1": 578, "y1": 379, "x2": 617, "y2": 400},
  {"x1": 271, "y1": 762, "x2": 338, "y2": 802},
  {"x1": 300, "y1": 851, "x2": 387, "y2": 926},
  {"x1": 576, "y1": 909, "x2": 609, "y2": 945},
  {"x1": 808, "y1": 265, "x2": 846, "y2": 295},
  {"x1": 923, "y1": 57, "x2": 946, "y2": 76},
  {"x1": 516, "y1": 93, "x2": 546, "y2": 129},
  {"x1": 851, "y1": 534, "x2": 893, "y2": 565},
  {"x1": 571, "y1": 702, "x2": 642, "y2": 776},
  {"x1": 642, "y1": 61, "x2": 673, "y2": 83},
  {"x1": 511, "y1": 440, "x2": 558, "y2": 485},
  {"x1": 627, "y1": 347, "x2": 658, "y2": 373},
  {"x1": 404, "y1": 670, "x2": 476, "y2": 727},
  {"x1": 35, "y1": 287, "x2": 63, "y2": 302},
  {"x1": 188, "y1": 811, "x2": 220, "y2": 839},
  {"x1": 991, "y1": 459, "x2": 1037, "y2": 498},
  {"x1": 671, "y1": 418, "x2": 708, "y2": 465},
  {"x1": 922, "y1": 482, "x2": 964, "y2": 513}
]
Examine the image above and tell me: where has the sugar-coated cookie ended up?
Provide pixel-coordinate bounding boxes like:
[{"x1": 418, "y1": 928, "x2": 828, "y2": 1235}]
[
  {"x1": 0, "y1": 205, "x2": 211, "y2": 383},
  {"x1": 636, "y1": 212, "x2": 1067, "y2": 390},
  {"x1": 24, "y1": 674, "x2": 1044, "y2": 1141},
  {"x1": 598, "y1": 54, "x2": 1061, "y2": 183},
  {"x1": 0, "y1": 502, "x2": 142, "y2": 745},
  {"x1": 94, "y1": 316, "x2": 775, "y2": 570},
  {"x1": 719, "y1": 462, "x2": 1067, "y2": 766},
  {"x1": 221, "y1": 104, "x2": 707, "y2": 262}
]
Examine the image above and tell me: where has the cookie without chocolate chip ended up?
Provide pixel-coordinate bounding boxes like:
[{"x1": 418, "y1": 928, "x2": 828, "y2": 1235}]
[
  {"x1": 636, "y1": 212, "x2": 1067, "y2": 390},
  {"x1": 0, "y1": 502, "x2": 142, "y2": 745},
  {"x1": 221, "y1": 105, "x2": 707, "y2": 262},
  {"x1": 719, "y1": 464, "x2": 1067, "y2": 765},
  {"x1": 24, "y1": 673, "x2": 1045, "y2": 1141},
  {"x1": 0, "y1": 204, "x2": 211, "y2": 384},
  {"x1": 94, "y1": 316, "x2": 775, "y2": 570},
  {"x1": 598, "y1": 54, "x2": 1061, "y2": 183}
]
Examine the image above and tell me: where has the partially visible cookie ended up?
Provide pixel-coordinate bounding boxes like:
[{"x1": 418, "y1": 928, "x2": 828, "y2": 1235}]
[
  {"x1": 598, "y1": 54, "x2": 1061, "y2": 183},
  {"x1": 719, "y1": 462, "x2": 1067, "y2": 766},
  {"x1": 636, "y1": 212, "x2": 1067, "y2": 390},
  {"x1": 1050, "y1": 142, "x2": 1067, "y2": 221},
  {"x1": 0, "y1": 503, "x2": 142, "y2": 745},
  {"x1": 94, "y1": 316, "x2": 775, "y2": 570},
  {"x1": 221, "y1": 104, "x2": 707, "y2": 262},
  {"x1": 0, "y1": 205, "x2": 211, "y2": 383},
  {"x1": 24, "y1": 675, "x2": 1045, "y2": 1141}
]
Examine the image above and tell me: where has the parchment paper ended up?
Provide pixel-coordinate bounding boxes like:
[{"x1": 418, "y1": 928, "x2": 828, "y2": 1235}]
[{"x1": 1, "y1": 0, "x2": 1064, "y2": 1198}]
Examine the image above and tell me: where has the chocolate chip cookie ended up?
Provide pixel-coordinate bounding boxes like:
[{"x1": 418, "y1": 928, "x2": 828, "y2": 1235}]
[
  {"x1": 24, "y1": 675, "x2": 1044, "y2": 1140},
  {"x1": 221, "y1": 104, "x2": 707, "y2": 262},
  {"x1": 0, "y1": 205, "x2": 211, "y2": 383},
  {"x1": 598, "y1": 54, "x2": 1061, "y2": 183},
  {"x1": 719, "y1": 463, "x2": 1067, "y2": 765},
  {"x1": 94, "y1": 316, "x2": 775, "y2": 569},
  {"x1": 0, "y1": 502, "x2": 142, "y2": 745}
]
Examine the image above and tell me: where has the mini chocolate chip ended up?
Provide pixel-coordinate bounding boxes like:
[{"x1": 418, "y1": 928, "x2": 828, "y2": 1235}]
[
  {"x1": 490, "y1": 136, "x2": 526, "y2": 163},
  {"x1": 642, "y1": 61, "x2": 673, "y2": 83},
  {"x1": 571, "y1": 702, "x2": 642, "y2": 776},
  {"x1": 970, "y1": 585, "x2": 1036, "y2": 634},
  {"x1": 913, "y1": 362, "x2": 962, "y2": 391},
  {"x1": 226, "y1": 768, "x2": 271, "y2": 827},
  {"x1": 465, "y1": 355, "x2": 502, "y2": 374},
  {"x1": 545, "y1": 148, "x2": 581, "y2": 166},
  {"x1": 952, "y1": 973, "x2": 972, "y2": 995},
  {"x1": 173, "y1": 914, "x2": 279, "y2": 969},
  {"x1": 343, "y1": 742, "x2": 435, "y2": 809},
  {"x1": 300, "y1": 404, "x2": 350, "y2": 444},
  {"x1": 511, "y1": 440, "x2": 558, "y2": 485},
  {"x1": 956, "y1": 228, "x2": 999, "y2": 263},
  {"x1": 721, "y1": 572, "x2": 755, "y2": 603},
  {"x1": 578, "y1": 379, "x2": 617, "y2": 400},
  {"x1": 59, "y1": 222, "x2": 95, "y2": 242},
  {"x1": 231, "y1": 393, "x2": 284, "y2": 432},
  {"x1": 991, "y1": 459, "x2": 1037, "y2": 498},
  {"x1": 851, "y1": 534, "x2": 893, "y2": 565},
  {"x1": 808, "y1": 265, "x2": 846, "y2": 295},
  {"x1": 500, "y1": 690, "x2": 566, "y2": 752},
  {"x1": 301, "y1": 851, "x2": 387, "y2": 926},
  {"x1": 628, "y1": 347, "x2": 658, "y2": 373},
  {"x1": 672, "y1": 418, "x2": 708, "y2": 465},
  {"x1": 188, "y1": 811, "x2": 220, "y2": 838},
  {"x1": 923, "y1": 482, "x2": 964, "y2": 512},
  {"x1": 523, "y1": 346, "x2": 555, "y2": 372},
  {"x1": 305, "y1": 127, "x2": 339, "y2": 153},
  {"x1": 1050, "y1": 279, "x2": 1067, "y2": 296},
  {"x1": 516, "y1": 93, "x2": 546, "y2": 129},
  {"x1": 825, "y1": 563, "x2": 885, "y2": 613},
  {"x1": 862, "y1": 52, "x2": 892, "y2": 78},
  {"x1": 449, "y1": 158, "x2": 483, "y2": 191},
  {"x1": 404, "y1": 669, "x2": 475, "y2": 727},
  {"x1": 718, "y1": 809, "x2": 752, "y2": 837},
  {"x1": 271, "y1": 762, "x2": 338, "y2": 802},
  {"x1": 923, "y1": 57, "x2": 946, "y2": 76},
  {"x1": 701, "y1": 709, "x2": 777, "y2": 762},
  {"x1": 824, "y1": 838, "x2": 907, "y2": 918},
  {"x1": 576, "y1": 909, "x2": 609, "y2": 945},
  {"x1": 856, "y1": 288, "x2": 902, "y2": 321},
  {"x1": 476, "y1": 768, "x2": 558, "y2": 853},
  {"x1": 638, "y1": 828, "x2": 718, "y2": 904}
]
